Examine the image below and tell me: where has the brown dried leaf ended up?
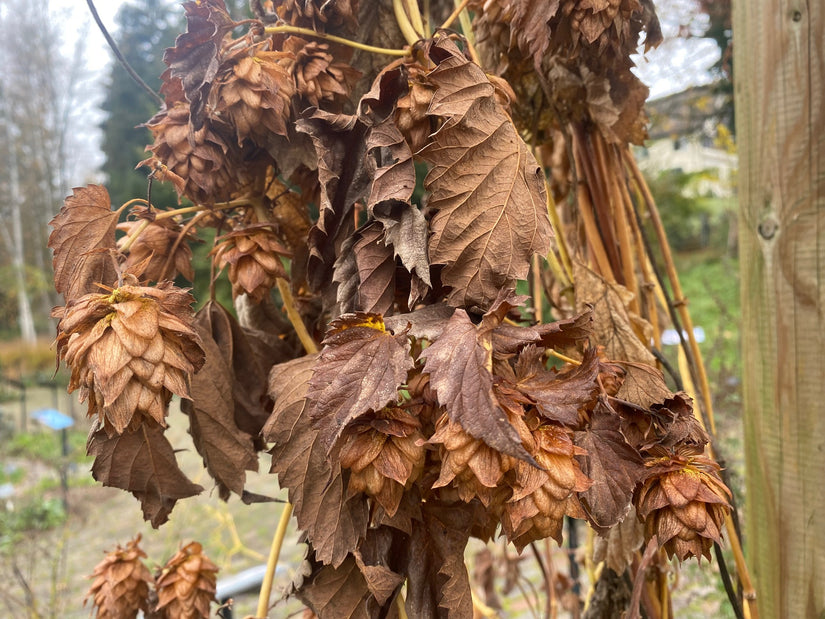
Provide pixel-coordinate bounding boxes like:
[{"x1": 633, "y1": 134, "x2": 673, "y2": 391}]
[
  {"x1": 574, "y1": 399, "x2": 645, "y2": 534},
  {"x1": 574, "y1": 262, "x2": 655, "y2": 364},
  {"x1": 404, "y1": 501, "x2": 475, "y2": 619},
  {"x1": 419, "y1": 37, "x2": 552, "y2": 310},
  {"x1": 182, "y1": 305, "x2": 258, "y2": 500},
  {"x1": 514, "y1": 346, "x2": 600, "y2": 427},
  {"x1": 163, "y1": 0, "x2": 235, "y2": 128},
  {"x1": 265, "y1": 355, "x2": 369, "y2": 567},
  {"x1": 373, "y1": 199, "x2": 431, "y2": 293},
  {"x1": 297, "y1": 553, "x2": 399, "y2": 619},
  {"x1": 383, "y1": 303, "x2": 455, "y2": 342},
  {"x1": 87, "y1": 420, "x2": 203, "y2": 527},
  {"x1": 334, "y1": 222, "x2": 397, "y2": 316},
  {"x1": 297, "y1": 109, "x2": 367, "y2": 295},
  {"x1": 48, "y1": 185, "x2": 118, "y2": 302},
  {"x1": 307, "y1": 315, "x2": 414, "y2": 451},
  {"x1": 613, "y1": 361, "x2": 672, "y2": 408},
  {"x1": 592, "y1": 506, "x2": 645, "y2": 573},
  {"x1": 420, "y1": 308, "x2": 533, "y2": 461}
]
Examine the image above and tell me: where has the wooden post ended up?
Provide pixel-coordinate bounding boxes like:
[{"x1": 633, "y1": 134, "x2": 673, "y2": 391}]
[{"x1": 734, "y1": 1, "x2": 825, "y2": 618}]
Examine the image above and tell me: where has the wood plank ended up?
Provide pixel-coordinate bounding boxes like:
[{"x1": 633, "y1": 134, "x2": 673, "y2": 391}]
[{"x1": 734, "y1": 1, "x2": 825, "y2": 617}]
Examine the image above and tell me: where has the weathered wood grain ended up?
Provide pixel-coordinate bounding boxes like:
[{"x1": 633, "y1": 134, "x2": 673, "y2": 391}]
[{"x1": 734, "y1": 1, "x2": 825, "y2": 617}]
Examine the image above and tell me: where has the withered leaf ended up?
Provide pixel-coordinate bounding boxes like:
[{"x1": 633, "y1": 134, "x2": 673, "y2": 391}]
[
  {"x1": 48, "y1": 185, "x2": 119, "y2": 303},
  {"x1": 265, "y1": 355, "x2": 368, "y2": 567},
  {"x1": 373, "y1": 199, "x2": 431, "y2": 292},
  {"x1": 297, "y1": 554, "x2": 399, "y2": 619},
  {"x1": 353, "y1": 526, "x2": 405, "y2": 606},
  {"x1": 574, "y1": 399, "x2": 645, "y2": 534},
  {"x1": 297, "y1": 109, "x2": 368, "y2": 295},
  {"x1": 362, "y1": 67, "x2": 415, "y2": 209},
  {"x1": 514, "y1": 346, "x2": 600, "y2": 428},
  {"x1": 405, "y1": 501, "x2": 474, "y2": 619},
  {"x1": 87, "y1": 420, "x2": 203, "y2": 527},
  {"x1": 203, "y1": 300, "x2": 275, "y2": 435},
  {"x1": 307, "y1": 316, "x2": 414, "y2": 451},
  {"x1": 592, "y1": 505, "x2": 645, "y2": 573},
  {"x1": 614, "y1": 361, "x2": 673, "y2": 409},
  {"x1": 574, "y1": 262, "x2": 656, "y2": 365},
  {"x1": 334, "y1": 222, "x2": 397, "y2": 316},
  {"x1": 419, "y1": 37, "x2": 552, "y2": 310},
  {"x1": 182, "y1": 304, "x2": 258, "y2": 500},
  {"x1": 509, "y1": 0, "x2": 562, "y2": 69},
  {"x1": 163, "y1": 0, "x2": 235, "y2": 128},
  {"x1": 420, "y1": 309, "x2": 533, "y2": 461},
  {"x1": 384, "y1": 303, "x2": 454, "y2": 342}
]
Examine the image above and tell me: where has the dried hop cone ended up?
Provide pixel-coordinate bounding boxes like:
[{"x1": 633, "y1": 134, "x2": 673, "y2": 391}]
[
  {"x1": 141, "y1": 102, "x2": 243, "y2": 204},
  {"x1": 635, "y1": 448, "x2": 732, "y2": 561},
  {"x1": 338, "y1": 407, "x2": 426, "y2": 517},
  {"x1": 55, "y1": 281, "x2": 205, "y2": 435},
  {"x1": 117, "y1": 208, "x2": 195, "y2": 283},
  {"x1": 85, "y1": 535, "x2": 154, "y2": 619},
  {"x1": 502, "y1": 423, "x2": 590, "y2": 550},
  {"x1": 212, "y1": 223, "x2": 290, "y2": 302},
  {"x1": 430, "y1": 412, "x2": 516, "y2": 508},
  {"x1": 215, "y1": 49, "x2": 295, "y2": 147},
  {"x1": 154, "y1": 542, "x2": 218, "y2": 619},
  {"x1": 281, "y1": 36, "x2": 360, "y2": 108}
]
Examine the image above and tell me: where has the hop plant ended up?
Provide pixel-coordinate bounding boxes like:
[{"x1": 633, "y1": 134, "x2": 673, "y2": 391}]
[
  {"x1": 85, "y1": 535, "x2": 154, "y2": 619},
  {"x1": 635, "y1": 448, "x2": 732, "y2": 561},
  {"x1": 54, "y1": 281, "x2": 204, "y2": 435},
  {"x1": 154, "y1": 542, "x2": 218, "y2": 619}
]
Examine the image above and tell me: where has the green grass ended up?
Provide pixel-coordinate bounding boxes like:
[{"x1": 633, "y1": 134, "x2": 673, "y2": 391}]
[{"x1": 4, "y1": 429, "x2": 90, "y2": 465}]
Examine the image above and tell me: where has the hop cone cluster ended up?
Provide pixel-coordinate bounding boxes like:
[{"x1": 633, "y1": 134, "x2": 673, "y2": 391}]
[
  {"x1": 635, "y1": 448, "x2": 732, "y2": 560},
  {"x1": 85, "y1": 535, "x2": 154, "y2": 619},
  {"x1": 54, "y1": 282, "x2": 204, "y2": 435},
  {"x1": 155, "y1": 542, "x2": 218, "y2": 619}
]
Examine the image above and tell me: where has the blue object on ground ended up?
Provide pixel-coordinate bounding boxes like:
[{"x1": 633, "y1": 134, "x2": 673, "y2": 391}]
[{"x1": 31, "y1": 408, "x2": 74, "y2": 430}]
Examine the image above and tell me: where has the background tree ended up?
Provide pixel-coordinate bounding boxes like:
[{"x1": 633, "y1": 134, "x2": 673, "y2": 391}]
[
  {"x1": 0, "y1": 0, "x2": 86, "y2": 339},
  {"x1": 99, "y1": 0, "x2": 179, "y2": 209}
]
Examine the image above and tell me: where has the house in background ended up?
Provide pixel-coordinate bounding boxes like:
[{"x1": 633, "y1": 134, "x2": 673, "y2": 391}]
[{"x1": 636, "y1": 83, "x2": 736, "y2": 199}]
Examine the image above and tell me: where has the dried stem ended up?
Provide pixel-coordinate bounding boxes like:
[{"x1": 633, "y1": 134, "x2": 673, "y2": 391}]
[
  {"x1": 276, "y1": 278, "x2": 317, "y2": 355},
  {"x1": 623, "y1": 149, "x2": 717, "y2": 435},
  {"x1": 158, "y1": 211, "x2": 206, "y2": 282},
  {"x1": 264, "y1": 24, "x2": 409, "y2": 55},
  {"x1": 442, "y1": 0, "x2": 471, "y2": 30},
  {"x1": 393, "y1": 0, "x2": 422, "y2": 46},
  {"x1": 255, "y1": 502, "x2": 293, "y2": 618},
  {"x1": 404, "y1": 0, "x2": 426, "y2": 37},
  {"x1": 85, "y1": 0, "x2": 163, "y2": 107}
]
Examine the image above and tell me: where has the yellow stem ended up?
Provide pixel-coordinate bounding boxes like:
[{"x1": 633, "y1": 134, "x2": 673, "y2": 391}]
[
  {"x1": 442, "y1": 0, "x2": 470, "y2": 30},
  {"x1": 543, "y1": 178, "x2": 575, "y2": 285},
  {"x1": 265, "y1": 24, "x2": 409, "y2": 56},
  {"x1": 118, "y1": 219, "x2": 150, "y2": 254},
  {"x1": 396, "y1": 593, "x2": 409, "y2": 618},
  {"x1": 548, "y1": 349, "x2": 581, "y2": 366},
  {"x1": 422, "y1": 0, "x2": 431, "y2": 36},
  {"x1": 392, "y1": 0, "x2": 421, "y2": 46},
  {"x1": 255, "y1": 502, "x2": 293, "y2": 618},
  {"x1": 116, "y1": 197, "x2": 149, "y2": 216},
  {"x1": 277, "y1": 278, "x2": 318, "y2": 355},
  {"x1": 404, "y1": 0, "x2": 425, "y2": 38}
]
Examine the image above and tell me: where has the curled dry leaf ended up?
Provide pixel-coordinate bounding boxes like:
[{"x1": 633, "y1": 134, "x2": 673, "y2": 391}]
[
  {"x1": 48, "y1": 184, "x2": 119, "y2": 303},
  {"x1": 182, "y1": 302, "x2": 260, "y2": 500},
  {"x1": 87, "y1": 420, "x2": 203, "y2": 528},
  {"x1": 265, "y1": 354, "x2": 369, "y2": 567},
  {"x1": 418, "y1": 36, "x2": 553, "y2": 310},
  {"x1": 574, "y1": 399, "x2": 645, "y2": 534}
]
